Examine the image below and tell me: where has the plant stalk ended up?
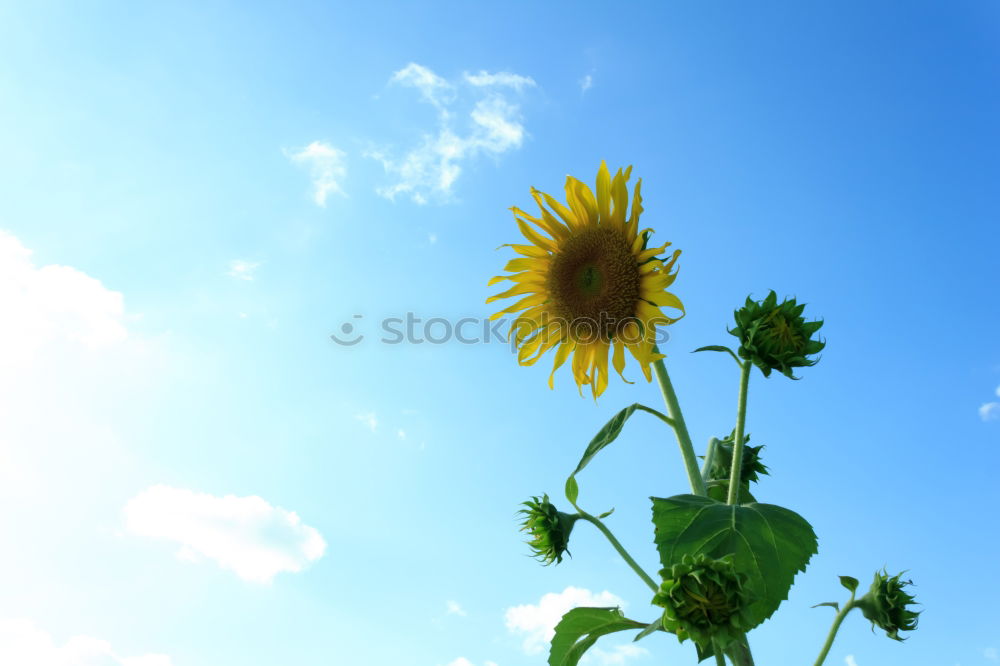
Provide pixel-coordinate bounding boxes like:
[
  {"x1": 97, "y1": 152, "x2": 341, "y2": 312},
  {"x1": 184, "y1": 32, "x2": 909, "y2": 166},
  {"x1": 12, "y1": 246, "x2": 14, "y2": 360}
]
[
  {"x1": 726, "y1": 361, "x2": 752, "y2": 505},
  {"x1": 702, "y1": 437, "x2": 720, "y2": 483},
  {"x1": 813, "y1": 600, "x2": 856, "y2": 666},
  {"x1": 578, "y1": 512, "x2": 658, "y2": 593},
  {"x1": 651, "y1": 351, "x2": 706, "y2": 496}
]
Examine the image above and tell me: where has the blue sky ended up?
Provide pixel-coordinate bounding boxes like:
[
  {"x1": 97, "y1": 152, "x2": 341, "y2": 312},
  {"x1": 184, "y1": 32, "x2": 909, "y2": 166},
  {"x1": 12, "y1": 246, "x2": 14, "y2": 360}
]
[{"x1": 0, "y1": 1, "x2": 998, "y2": 665}]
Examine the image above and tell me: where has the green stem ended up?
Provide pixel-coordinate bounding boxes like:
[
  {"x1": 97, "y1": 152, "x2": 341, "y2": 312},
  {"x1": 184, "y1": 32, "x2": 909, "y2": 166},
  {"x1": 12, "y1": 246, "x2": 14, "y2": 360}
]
[
  {"x1": 725, "y1": 634, "x2": 756, "y2": 666},
  {"x1": 578, "y1": 512, "x2": 658, "y2": 593},
  {"x1": 651, "y1": 351, "x2": 706, "y2": 496},
  {"x1": 813, "y1": 600, "x2": 857, "y2": 666},
  {"x1": 726, "y1": 362, "x2": 752, "y2": 505},
  {"x1": 713, "y1": 647, "x2": 727, "y2": 666}
]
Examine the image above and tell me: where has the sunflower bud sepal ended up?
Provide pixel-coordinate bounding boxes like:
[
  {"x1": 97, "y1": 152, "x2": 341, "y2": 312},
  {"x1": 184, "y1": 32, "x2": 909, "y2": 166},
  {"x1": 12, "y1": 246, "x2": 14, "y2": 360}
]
[
  {"x1": 855, "y1": 570, "x2": 920, "y2": 641},
  {"x1": 518, "y1": 494, "x2": 579, "y2": 565},
  {"x1": 651, "y1": 553, "x2": 755, "y2": 653},
  {"x1": 729, "y1": 290, "x2": 825, "y2": 379}
]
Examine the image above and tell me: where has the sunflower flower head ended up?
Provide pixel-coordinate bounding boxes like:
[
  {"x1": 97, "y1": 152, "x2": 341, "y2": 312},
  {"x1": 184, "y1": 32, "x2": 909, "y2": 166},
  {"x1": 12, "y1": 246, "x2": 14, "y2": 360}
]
[
  {"x1": 729, "y1": 291, "x2": 825, "y2": 379},
  {"x1": 487, "y1": 162, "x2": 685, "y2": 398},
  {"x1": 518, "y1": 495, "x2": 578, "y2": 565},
  {"x1": 652, "y1": 554, "x2": 754, "y2": 652},
  {"x1": 856, "y1": 570, "x2": 920, "y2": 641},
  {"x1": 704, "y1": 431, "x2": 769, "y2": 503}
]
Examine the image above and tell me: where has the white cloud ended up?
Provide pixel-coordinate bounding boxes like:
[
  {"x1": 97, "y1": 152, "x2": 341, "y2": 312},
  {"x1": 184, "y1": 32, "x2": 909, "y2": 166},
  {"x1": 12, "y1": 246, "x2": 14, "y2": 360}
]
[
  {"x1": 392, "y1": 63, "x2": 455, "y2": 108},
  {"x1": 464, "y1": 70, "x2": 536, "y2": 92},
  {"x1": 226, "y1": 259, "x2": 260, "y2": 281},
  {"x1": 367, "y1": 63, "x2": 534, "y2": 204},
  {"x1": 505, "y1": 586, "x2": 625, "y2": 655},
  {"x1": 444, "y1": 660, "x2": 496, "y2": 666},
  {"x1": 397, "y1": 428, "x2": 407, "y2": 440},
  {"x1": 0, "y1": 619, "x2": 172, "y2": 666},
  {"x1": 844, "y1": 656, "x2": 858, "y2": 666},
  {"x1": 287, "y1": 141, "x2": 347, "y2": 206},
  {"x1": 980, "y1": 402, "x2": 1000, "y2": 422},
  {"x1": 356, "y1": 411, "x2": 378, "y2": 432},
  {"x1": 0, "y1": 230, "x2": 127, "y2": 368},
  {"x1": 124, "y1": 485, "x2": 326, "y2": 583},
  {"x1": 985, "y1": 646, "x2": 998, "y2": 661},
  {"x1": 446, "y1": 600, "x2": 466, "y2": 616},
  {"x1": 580, "y1": 74, "x2": 593, "y2": 92},
  {"x1": 428, "y1": 233, "x2": 438, "y2": 245}
]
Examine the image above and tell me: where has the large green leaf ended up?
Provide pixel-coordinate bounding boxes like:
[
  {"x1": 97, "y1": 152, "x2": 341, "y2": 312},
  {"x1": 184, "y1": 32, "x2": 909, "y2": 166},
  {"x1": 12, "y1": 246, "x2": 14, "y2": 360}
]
[
  {"x1": 651, "y1": 494, "x2": 817, "y2": 627},
  {"x1": 548, "y1": 607, "x2": 646, "y2": 666}
]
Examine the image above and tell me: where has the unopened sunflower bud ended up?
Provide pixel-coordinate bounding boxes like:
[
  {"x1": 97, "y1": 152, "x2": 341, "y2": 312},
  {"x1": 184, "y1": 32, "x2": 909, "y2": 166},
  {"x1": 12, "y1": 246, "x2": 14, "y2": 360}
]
[
  {"x1": 856, "y1": 569, "x2": 920, "y2": 641},
  {"x1": 729, "y1": 291, "x2": 825, "y2": 379},
  {"x1": 518, "y1": 495, "x2": 578, "y2": 565},
  {"x1": 705, "y1": 432, "x2": 768, "y2": 503},
  {"x1": 652, "y1": 554, "x2": 754, "y2": 651}
]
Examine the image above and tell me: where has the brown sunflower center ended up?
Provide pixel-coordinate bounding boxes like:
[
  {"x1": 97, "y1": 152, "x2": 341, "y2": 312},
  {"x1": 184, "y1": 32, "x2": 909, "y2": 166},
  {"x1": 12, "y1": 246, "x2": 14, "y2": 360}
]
[{"x1": 546, "y1": 227, "x2": 641, "y2": 341}]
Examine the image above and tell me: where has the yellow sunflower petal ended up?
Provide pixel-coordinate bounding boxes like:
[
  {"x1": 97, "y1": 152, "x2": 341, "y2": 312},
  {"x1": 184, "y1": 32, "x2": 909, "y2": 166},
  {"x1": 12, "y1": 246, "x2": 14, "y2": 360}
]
[
  {"x1": 592, "y1": 341, "x2": 610, "y2": 398},
  {"x1": 490, "y1": 293, "x2": 548, "y2": 319},
  {"x1": 640, "y1": 259, "x2": 664, "y2": 275},
  {"x1": 612, "y1": 341, "x2": 633, "y2": 384},
  {"x1": 486, "y1": 282, "x2": 539, "y2": 304},
  {"x1": 516, "y1": 218, "x2": 558, "y2": 253},
  {"x1": 548, "y1": 340, "x2": 575, "y2": 389},
  {"x1": 503, "y1": 256, "x2": 548, "y2": 273},
  {"x1": 640, "y1": 289, "x2": 685, "y2": 313},
  {"x1": 501, "y1": 243, "x2": 550, "y2": 258},
  {"x1": 637, "y1": 242, "x2": 672, "y2": 263},
  {"x1": 596, "y1": 161, "x2": 612, "y2": 223},
  {"x1": 511, "y1": 205, "x2": 569, "y2": 241},
  {"x1": 610, "y1": 168, "x2": 629, "y2": 228},
  {"x1": 533, "y1": 187, "x2": 583, "y2": 230},
  {"x1": 626, "y1": 178, "x2": 643, "y2": 241},
  {"x1": 565, "y1": 176, "x2": 599, "y2": 227},
  {"x1": 631, "y1": 228, "x2": 654, "y2": 254}
]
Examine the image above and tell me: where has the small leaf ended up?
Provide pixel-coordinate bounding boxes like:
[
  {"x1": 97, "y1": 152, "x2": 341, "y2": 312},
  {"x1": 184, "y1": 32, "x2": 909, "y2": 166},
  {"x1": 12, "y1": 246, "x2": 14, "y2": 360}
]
[
  {"x1": 651, "y1": 494, "x2": 818, "y2": 629},
  {"x1": 632, "y1": 619, "x2": 662, "y2": 642},
  {"x1": 597, "y1": 507, "x2": 615, "y2": 519},
  {"x1": 548, "y1": 607, "x2": 647, "y2": 666},
  {"x1": 565, "y1": 476, "x2": 579, "y2": 506},
  {"x1": 693, "y1": 345, "x2": 736, "y2": 354},
  {"x1": 812, "y1": 602, "x2": 840, "y2": 611},
  {"x1": 839, "y1": 576, "x2": 859, "y2": 593},
  {"x1": 571, "y1": 404, "x2": 673, "y2": 478}
]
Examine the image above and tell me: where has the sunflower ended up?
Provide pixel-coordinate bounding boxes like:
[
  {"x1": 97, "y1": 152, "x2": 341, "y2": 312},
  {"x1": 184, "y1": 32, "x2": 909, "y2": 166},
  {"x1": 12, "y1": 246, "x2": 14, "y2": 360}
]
[{"x1": 487, "y1": 162, "x2": 684, "y2": 398}]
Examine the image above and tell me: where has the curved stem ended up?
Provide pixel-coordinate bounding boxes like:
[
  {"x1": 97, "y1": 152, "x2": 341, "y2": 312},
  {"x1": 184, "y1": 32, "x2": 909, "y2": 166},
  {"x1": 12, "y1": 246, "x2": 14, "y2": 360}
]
[
  {"x1": 578, "y1": 512, "x2": 658, "y2": 592},
  {"x1": 651, "y1": 352, "x2": 706, "y2": 496},
  {"x1": 726, "y1": 361, "x2": 752, "y2": 505},
  {"x1": 813, "y1": 600, "x2": 857, "y2": 666}
]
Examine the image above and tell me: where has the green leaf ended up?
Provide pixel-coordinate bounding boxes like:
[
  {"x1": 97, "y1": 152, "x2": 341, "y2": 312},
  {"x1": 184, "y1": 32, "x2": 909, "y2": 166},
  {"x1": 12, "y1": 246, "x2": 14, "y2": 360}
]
[
  {"x1": 565, "y1": 476, "x2": 579, "y2": 506},
  {"x1": 596, "y1": 507, "x2": 615, "y2": 519},
  {"x1": 651, "y1": 494, "x2": 818, "y2": 628},
  {"x1": 632, "y1": 619, "x2": 662, "y2": 642},
  {"x1": 548, "y1": 607, "x2": 647, "y2": 666},
  {"x1": 812, "y1": 602, "x2": 840, "y2": 611},
  {"x1": 571, "y1": 403, "x2": 673, "y2": 478},
  {"x1": 692, "y1": 345, "x2": 741, "y2": 365},
  {"x1": 839, "y1": 575, "x2": 859, "y2": 593}
]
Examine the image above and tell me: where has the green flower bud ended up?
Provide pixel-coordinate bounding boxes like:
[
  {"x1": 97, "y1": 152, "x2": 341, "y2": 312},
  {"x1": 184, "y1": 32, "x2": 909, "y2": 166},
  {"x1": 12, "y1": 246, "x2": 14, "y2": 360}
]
[
  {"x1": 704, "y1": 432, "x2": 769, "y2": 503},
  {"x1": 651, "y1": 554, "x2": 754, "y2": 651},
  {"x1": 729, "y1": 291, "x2": 825, "y2": 379},
  {"x1": 518, "y1": 495, "x2": 578, "y2": 565},
  {"x1": 856, "y1": 569, "x2": 920, "y2": 641}
]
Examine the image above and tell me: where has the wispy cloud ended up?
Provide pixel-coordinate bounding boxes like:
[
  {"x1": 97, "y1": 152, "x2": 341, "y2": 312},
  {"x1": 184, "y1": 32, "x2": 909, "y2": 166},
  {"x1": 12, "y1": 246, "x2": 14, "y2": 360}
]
[
  {"x1": 580, "y1": 74, "x2": 594, "y2": 92},
  {"x1": 124, "y1": 485, "x2": 326, "y2": 583},
  {"x1": 979, "y1": 385, "x2": 1000, "y2": 422},
  {"x1": 464, "y1": 70, "x2": 536, "y2": 92},
  {"x1": 366, "y1": 62, "x2": 535, "y2": 204},
  {"x1": 845, "y1": 655, "x2": 858, "y2": 666},
  {"x1": 444, "y1": 659, "x2": 497, "y2": 666},
  {"x1": 287, "y1": 141, "x2": 347, "y2": 206},
  {"x1": 356, "y1": 411, "x2": 378, "y2": 432},
  {"x1": 226, "y1": 260, "x2": 260, "y2": 281},
  {"x1": 985, "y1": 646, "x2": 999, "y2": 661},
  {"x1": 591, "y1": 643, "x2": 648, "y2": 665},
  {"x1": 446, "y1": 600, "x2": 466, "y2": 616},
  {"x1": 505, "y1": 586, "x2": 625, "y2": 656},
  {"x1": 0, "y1": 618, "x2": 173, "y2": 666}
]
